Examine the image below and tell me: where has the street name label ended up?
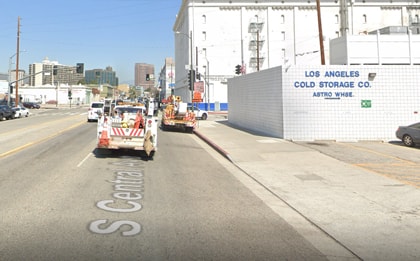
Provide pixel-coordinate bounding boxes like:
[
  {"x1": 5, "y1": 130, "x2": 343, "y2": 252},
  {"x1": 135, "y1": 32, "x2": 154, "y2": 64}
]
[{"x1": 89, "y1": 160, "x2": 145, "y2": 236}]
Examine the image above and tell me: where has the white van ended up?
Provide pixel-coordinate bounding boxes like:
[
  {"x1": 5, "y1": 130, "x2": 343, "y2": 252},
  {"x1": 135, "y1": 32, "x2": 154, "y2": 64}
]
[{"x1": 87, "y1": 101, "x2": 104, "y2": 122}]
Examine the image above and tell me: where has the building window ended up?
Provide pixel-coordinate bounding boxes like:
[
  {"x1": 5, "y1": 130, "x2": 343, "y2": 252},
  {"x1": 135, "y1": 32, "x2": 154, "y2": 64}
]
[
  {"x1": 282, "y1": 48, "x2": 286, "y2": 59},
  {"x1": 281, "y1": 31, "x2": 286, "y2": 41},
  {"x1": 363, "y1": 14, "x2": 367, "y2": 24},
  {"x1": 414, "y1": 14, "x2": 419, "y2": 24},
  {"x1": 336, "y1": 31, "x2": 340, "y2": 38},
  {"x1": 202, "y1": 31, "x2": 207, "y2": 41},
  {"x1": 335, "y1": 14, "x2": 339, "y2": 24},
  {"x1": 202, "y1": 15, "x2": 206, "y2": 24},
  {"x1": 202, "y1": 48, "x2": 207, "y2": 58},
  {"x1": 281, "y1": 15, "x2": 285, "y2": 24}
]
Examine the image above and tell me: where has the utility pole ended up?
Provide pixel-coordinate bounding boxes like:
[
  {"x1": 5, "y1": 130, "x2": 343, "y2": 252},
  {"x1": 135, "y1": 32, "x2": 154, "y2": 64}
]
[
  {"x1": 316, "y1": 0, "x2": 326, "y2": 65},
  {"x1": 15, "y1": 16, "x2": 21, "y2": 107}
]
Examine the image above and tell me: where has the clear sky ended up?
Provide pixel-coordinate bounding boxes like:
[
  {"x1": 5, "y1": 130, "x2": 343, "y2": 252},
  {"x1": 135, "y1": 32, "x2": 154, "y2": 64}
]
[{"x1": 0, "y1": 0, "x2": 181, "y2": 84}]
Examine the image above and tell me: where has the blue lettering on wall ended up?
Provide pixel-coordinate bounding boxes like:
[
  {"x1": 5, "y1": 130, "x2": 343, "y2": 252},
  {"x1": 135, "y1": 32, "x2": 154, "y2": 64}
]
[
  {"x1": 324, "y1": 71, "x2": 359, "y2": 77},
  {"x1": 297, "y1": 70, "x2": 372, "y2": 99},
  {"x1": 335, "y1": 92, "x2": 353, "y2": 97},
  {"x1": 319, "y1": 81, "x2": 354, "y2": 88},
  {"x1": 294, "y1": 81, "x2": 315, "y2": 88},
  {"x1": 305, "y1": 71, "x2": 320, "y2": 77},
  {"x1": 313, "y1": 92, "x2": 332, "y2": 97},
  {"x1": 358, "y1": 81, "x2": 371, "y2": 88}
]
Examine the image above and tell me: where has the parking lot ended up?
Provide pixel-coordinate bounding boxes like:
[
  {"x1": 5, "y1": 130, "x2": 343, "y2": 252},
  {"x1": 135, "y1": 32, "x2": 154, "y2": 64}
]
[{"x1": 296, "y1": 140, "x2": 420, "y2": 188}]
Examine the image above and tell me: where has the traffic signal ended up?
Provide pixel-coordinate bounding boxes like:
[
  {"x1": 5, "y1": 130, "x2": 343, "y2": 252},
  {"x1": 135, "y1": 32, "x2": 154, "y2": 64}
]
[
  {"x1": 188, "y1": 70, "x2": 196, "y2": 90},
  {"x1": 76, "y1": 63, "x2": 84, "y2": 73},
  {"x1": 235, "y1": 64, "x2": 241, "y2": 75},
  {"x1": 9, "y1": 84, "x2": 13, "y2": 94},
  {"x1": 68, "y1": 90, "x2": 72, "y2": 98},
  {"x1": 53, "y1": 65, "x2": 58, "y2": 75},
  {"x1": 146, "y1": 74, "x2": 150, "y2": 81}
]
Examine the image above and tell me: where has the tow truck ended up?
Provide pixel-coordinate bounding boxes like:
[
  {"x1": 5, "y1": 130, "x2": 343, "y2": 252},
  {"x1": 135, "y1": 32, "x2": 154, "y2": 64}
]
[
  {"x1": 96, "y1": 100, "x2": 158, "y2": 157},
  {"x1": 161, "y1": 95, "x2": 196, "y2": 133}
]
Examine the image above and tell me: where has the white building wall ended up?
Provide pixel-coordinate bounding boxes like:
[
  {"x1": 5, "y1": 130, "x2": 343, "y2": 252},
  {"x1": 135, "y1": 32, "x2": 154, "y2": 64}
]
[
  {"x1": 18, "y1": 85, "x2": 89, "y2": 105},
  {"x1": 174, "y1": 0, "x2": 420, "y2": 107},
  {"x1": 330, "y1": 33, "x2": 420, "y2": 65},
  {"x1": 228, "y1": 67, "x2": 283, "y2": 137},
  {"x1": 228, "y1": 65, "x2": 420, "y2": 141},
  {"x1": 0, "y1": 81, "x2": 8, "y2": 94}
]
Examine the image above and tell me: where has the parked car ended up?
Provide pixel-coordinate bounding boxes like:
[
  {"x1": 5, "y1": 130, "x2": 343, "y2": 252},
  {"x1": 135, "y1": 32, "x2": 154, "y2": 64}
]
[
  {"x1": 13, "y1": 106, "x2": 30, "y2": 118},
  {"x1": 87, "y1": 101, "x2": 105, "y2": 122},
  {"x1": 396, "y1": 122, "x2": 420, "y2": 147},
  {"x1": 187, "y1": 106, "x2": 208, "y2": 120},
  {"x1": 0, "y1": 105, "x2": 16, "y2": 121},
  {"x1": 23, "y1": 102, "x2": 40, "y2": 109}
]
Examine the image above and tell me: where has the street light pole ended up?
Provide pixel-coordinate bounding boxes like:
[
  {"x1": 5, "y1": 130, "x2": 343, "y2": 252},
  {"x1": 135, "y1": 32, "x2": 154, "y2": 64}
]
[
  {"x1": 189, "y1": 30, "x2": 194, "y2": 104},
  {"x1": 176, "y1": 30, "x2": 194, "y2": 103},
  {"x1": 8, "y1": 53, "x2": 16, "y2": 106},
  {"x1": 8, "y1": 49, "x2": 26, "y2": 106},
  {"x1": 15, "y1": 16, "x2": 21, "y2": 107},
  {"x1": 203, "y1": 58, "x2": 210, "y2": 111},
  {"x1": 206, "y1": 59, "x2": 209, "y2": 111}
]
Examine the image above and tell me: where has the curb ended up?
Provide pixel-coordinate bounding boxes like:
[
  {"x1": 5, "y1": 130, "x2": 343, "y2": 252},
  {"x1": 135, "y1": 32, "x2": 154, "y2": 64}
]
[
  {"x1": 209, "y1": 111, "x2": 228, "y2": 115},
  {"x1": 193, "y1": 129, "x2": 232, "y2": 162}
]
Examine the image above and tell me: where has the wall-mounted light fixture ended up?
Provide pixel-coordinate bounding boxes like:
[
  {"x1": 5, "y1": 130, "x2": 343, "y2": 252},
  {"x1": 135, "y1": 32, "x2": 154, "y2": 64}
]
[{"x1": 368, "y1": 72, "x2": 376, "y2": 81}]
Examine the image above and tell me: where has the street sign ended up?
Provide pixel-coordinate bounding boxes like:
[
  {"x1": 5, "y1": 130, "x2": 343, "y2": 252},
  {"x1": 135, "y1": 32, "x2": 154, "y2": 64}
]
[
  {"x1": 194, "y1": 81, "x2": 204, "y2": 93},
  {"x1": 192, "y1": 92, "x2": 202, "y2": 103},
  {"x1": 361, "y1": 100, "x2": 371, "y2": 108}
]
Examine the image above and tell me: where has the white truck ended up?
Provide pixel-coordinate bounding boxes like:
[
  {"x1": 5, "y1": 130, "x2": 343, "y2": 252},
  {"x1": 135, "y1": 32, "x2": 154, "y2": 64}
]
[{"x1": 96, "y1": 101, "x2": 158, "y2": 158}]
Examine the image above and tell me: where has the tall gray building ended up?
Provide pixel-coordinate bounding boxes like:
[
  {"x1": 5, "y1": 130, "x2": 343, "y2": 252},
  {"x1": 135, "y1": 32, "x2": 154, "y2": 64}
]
[
  {"x1": 85, "y1": 66, "x2": 118, "y2": 86},
  {"x1": 28, "y1": 57, "x2": 84, "y2": 86}
]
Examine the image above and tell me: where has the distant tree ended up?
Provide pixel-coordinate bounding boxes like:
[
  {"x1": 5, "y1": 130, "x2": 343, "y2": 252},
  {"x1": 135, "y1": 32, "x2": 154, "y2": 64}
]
[
  {"x1": 128, "y1": 86, "x2": 137, "y2": 100},
  {"x1": 77, "y1": 79, "x2": 86, "y2": 84}
]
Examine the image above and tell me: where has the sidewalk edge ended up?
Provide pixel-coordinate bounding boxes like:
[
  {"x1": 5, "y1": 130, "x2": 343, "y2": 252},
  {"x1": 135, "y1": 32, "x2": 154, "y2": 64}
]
[{"x1": 193, "y1": 129, "x2": 233, "y2": 162}]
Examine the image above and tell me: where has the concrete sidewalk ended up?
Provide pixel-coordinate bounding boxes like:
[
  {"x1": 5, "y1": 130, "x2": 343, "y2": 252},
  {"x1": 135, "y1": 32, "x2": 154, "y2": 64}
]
[{"x1": 194, "y1": 115, "x2": 420, "y2": 261}]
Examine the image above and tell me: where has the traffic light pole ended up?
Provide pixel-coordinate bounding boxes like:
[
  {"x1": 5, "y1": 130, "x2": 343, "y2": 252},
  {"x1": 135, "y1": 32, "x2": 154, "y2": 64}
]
[{"x1": 8, "y1": 70, "x2": 47, "y2": 105}]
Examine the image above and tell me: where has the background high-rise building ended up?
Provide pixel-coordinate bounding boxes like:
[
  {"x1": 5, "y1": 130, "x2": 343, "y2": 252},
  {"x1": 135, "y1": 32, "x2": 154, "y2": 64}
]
[
  {"x1": 28, "y1": 57, "x2": 84, "y2": 86},
  {"x1": 85, "y1": 66, "x2": 118, "y2": 86}
]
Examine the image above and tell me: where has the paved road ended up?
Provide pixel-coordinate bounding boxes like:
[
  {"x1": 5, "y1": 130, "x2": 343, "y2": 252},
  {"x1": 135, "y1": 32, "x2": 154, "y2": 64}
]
[{"x1": 0, "y1": 109, "x2": 334, "y2": 260}]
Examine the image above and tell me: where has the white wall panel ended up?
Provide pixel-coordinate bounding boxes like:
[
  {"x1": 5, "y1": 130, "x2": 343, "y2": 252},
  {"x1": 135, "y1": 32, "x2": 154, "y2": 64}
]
[
  {"x1": 228, "y1": 65, "x2": 420, "y2": 141},
  {"x1": 228, "y1": 67, "x2": 283, "y2": 137}
]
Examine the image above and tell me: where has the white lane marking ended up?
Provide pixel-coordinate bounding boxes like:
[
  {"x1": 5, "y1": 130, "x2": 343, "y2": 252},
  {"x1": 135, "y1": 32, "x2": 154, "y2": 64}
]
[{"x1": 78, "y1": 152, "x2": 93, "y2": 168}]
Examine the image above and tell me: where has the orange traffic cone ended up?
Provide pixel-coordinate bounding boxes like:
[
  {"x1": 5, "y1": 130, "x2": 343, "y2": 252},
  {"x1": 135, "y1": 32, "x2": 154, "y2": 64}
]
[{"x1": 99, "y1": 119, "x2": 109, "y2": 147}]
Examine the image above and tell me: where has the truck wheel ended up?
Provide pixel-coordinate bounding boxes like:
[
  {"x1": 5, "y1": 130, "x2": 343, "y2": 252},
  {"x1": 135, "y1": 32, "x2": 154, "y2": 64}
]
[{"x1": 147, "y1": 151, "x2": 155, "y2": 160}]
